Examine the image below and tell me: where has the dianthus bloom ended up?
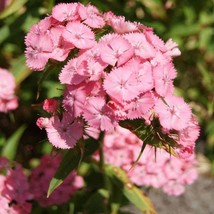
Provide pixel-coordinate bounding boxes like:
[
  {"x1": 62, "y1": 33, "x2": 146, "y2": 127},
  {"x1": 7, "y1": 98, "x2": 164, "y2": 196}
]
[
  {"x1": 0, "y1": 157, "x2": 33, "y2": 214},
  {"x1": 29, "y1": 154, "x2": 83, "y2": 207},
  {"x1": 0, "y1": 68, "x2": 18, "y2": 113},
  {"x1": 95, "y1": 126, "x2": 198, "y2": 196},
  {"x1": 25, "y1": 3, "x2": 199, "y2": 158}
]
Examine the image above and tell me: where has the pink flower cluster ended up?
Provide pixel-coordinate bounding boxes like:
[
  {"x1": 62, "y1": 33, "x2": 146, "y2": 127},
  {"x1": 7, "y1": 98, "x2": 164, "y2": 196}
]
[
  {"x1": 0, "y1": 157, "x2": 33, "y2": 214},
  {"x1": 0, "y1": 68, "x2": 18, "y2": 113},
  {"x1": 29, "y1": 154, "x2": 83, "y2": 207},
  {"x1": 26, "y1": 3, "x2": 199, "y2": 157},
  {"x1": 97, "y1": 126, "x2": 198, "y2": 196}
]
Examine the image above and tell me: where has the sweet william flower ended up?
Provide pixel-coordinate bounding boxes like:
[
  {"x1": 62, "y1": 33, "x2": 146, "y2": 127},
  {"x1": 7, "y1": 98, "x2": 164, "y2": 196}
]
[
  {"x1": 100, "y1": 36, "x2": 134, "y2": 66},
  {"x1": 52, "y1": 3, "x2": 80, "y2": 22},
  {"x1": 45, "y1": 112, "x2": 83, "y2": 149},
  {"x1": 83, "y1": 96, "x2": 117, "y2": 131},
  {"x1": 62, "y1": 21, "x2": 96, "y2": 49},
  {"x1": 154, "y1": 95, "x2": 192, "y2": 131}
]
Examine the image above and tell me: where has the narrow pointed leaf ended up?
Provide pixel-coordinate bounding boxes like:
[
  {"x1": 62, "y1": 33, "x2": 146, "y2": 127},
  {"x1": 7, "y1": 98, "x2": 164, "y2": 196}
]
[
  {"x1": 1, "y1": 125, "x2": 26, "y2": 161},
  {"x1": 47, "y1": 137, "x2": 99, "y2": 197}
]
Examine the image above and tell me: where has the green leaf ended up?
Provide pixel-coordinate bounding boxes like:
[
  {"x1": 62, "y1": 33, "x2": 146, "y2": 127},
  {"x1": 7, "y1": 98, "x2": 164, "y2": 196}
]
[
  {"x1": 106, "y1": 165, "x2": 157, "y2": 214},
  {"x1": 1, "y1": 125, "x2": 26, "y2": 161},
  {"x1": 47, "y1": 137, "x2": 99, "y2": 197},
  {"x1": 0, "y1": 0, "x2": 28, "y2": 19}
]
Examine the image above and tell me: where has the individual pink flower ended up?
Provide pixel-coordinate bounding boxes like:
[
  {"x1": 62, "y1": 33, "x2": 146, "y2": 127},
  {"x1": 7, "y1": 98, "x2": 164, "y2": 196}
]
[
  {"x1": 78, "y1": 3, "x2": 105, "y2": 28},
  {"x1": 124, "y1": 33, "x2": 156, "y2": 59},
  {"x1": 43, "y1": 98, "x2": 59, "y2": 114},
  {"x1": 153, "y1": 62, "x2": 177, "y2": 97},
  {"x1": 45, "y1": 112, "x2": 83, "y2": 149},
  {"x1": 30, "y1": 154, "x2": 83, "y2": 207},
  {"x1": 0, "y1": 68, "x2": 16, "y2": 99},
  {"x1": 0, "y1": 68, "x2": 18, "y2": 113},
  {"x1": 83, "y1": 96, "x2": 117, "y2": 131},
  {"x1": 125, "y1": 92, "x2": 154, "y2": 119},
  {"x1": 59, "y1": 57, "x2": 86, "y2": 85},
  {"x1": 25, "y1": 33, "x2": 54, "y2": 71},
  {"x1": 103, "y1": 65, "x2": 141, "y2": 102},
  {"x1": 52, "y1": 3, "x2": 80, "y2": 22},
  {"x1": 125, "y1": 57, "x2": 154, "y2": 93},
  {"x1": 154, "y1": 96, "x2": 192, "y2": 131},
  {"x1": 62, "y1": 21, "x2": 96, "y2": 49},
  {"x1": 100, "y1": 36, "x2": 134, "y2": 66}
]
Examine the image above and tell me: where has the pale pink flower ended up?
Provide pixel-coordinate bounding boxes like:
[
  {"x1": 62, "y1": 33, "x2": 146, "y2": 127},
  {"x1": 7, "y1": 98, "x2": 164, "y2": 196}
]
[
  {"x1": 62, "y1": 21, "x2": 96, "y2": 49},
  {"x1": 125, "y1": 92, "x2": 154, "y2": 119},
  {"x1": 124, "y1": 32, "x2": 156, "y2": 60},
  {"x1": 144, "y1": 28, "x2": 167, "y2": 52},
  {"x1": 30, "y1": 154, "x2": 83, "y2": 207},
  {"x1": 52, "y1": 3, "x2": 80, "y2": 22},
  {"x1": 45, "y1": 112, "x2": 83, "y2": 149},
  {"x1": 59, "y1": 57, "x2": 86, "y2": 85},
  {"x1": 78, "y1": 4, "x2": 105, "y2": 28},
  {"x1": 153, "y1": 62, "x2": 177, "y2": 97},
  {"x1": 107, "y1": 15, "x2": 142, "y2": 34},
  {"x1": 83, "y1": 96, "x2": 117, "y2": 131},
  {"x1": 162, "y1": 181, "x2": 185, "y2": 196},
  {"x1": 165, "y1": 38, "x2": 181, "y2": 57},
  {"x1": 155, "y1": 96, "x2": 192, "y2": 131},
  {"x1": 100, "y1": 36, "x2": 134, "y2": 66},
  {"x1": 0, "y1": 68, "x2": 16, "y2": 99},
  {"x1": 125, "y1": 57, "x2": 154, "y2": 93},
  {"x1": 103, "y1": 65, "x2": 141, "y2": 102},
  {"x1": 25, "y1": 33, "x2": 54, "y2": 71},
  {"x1": 49, "y1": 25, "x2": 74, "y2": 62}
]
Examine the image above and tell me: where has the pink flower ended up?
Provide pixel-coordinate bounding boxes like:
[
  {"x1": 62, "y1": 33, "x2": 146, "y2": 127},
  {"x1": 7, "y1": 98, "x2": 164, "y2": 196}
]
[
  {"x1": 30, "y1": 154, "x2": 83, "y2": 207},
  {"x1": 100, "y1": 36, "x2": 134, "y2": 66},
  {"x1": 52, "y1": 3, "x2": 80, "y2": 22},
  {"x1": 154, "y1": 96, "x2": 192, "y2": 131},
  {"x1": 103, "y1": 65, "x2": 141, "y2": 102},
  {"x1": 165, "y1": 39, "x2": 181, "y2": 57},
  {"x1": 83, "y1": 96, "x2": 117, "y2": 131},
  {"x1": 0, "y1": 68, "x2": 16, "y2": 99},
  {"x1": 124, "y1": 33, "x2": 156, "y2": 59},
  {"x1": 153, "y1": 62, "x2": 177, "y2": 97},
  {"x1": 0, "y1": 68, "x2": 18, "y2": 113},
  {"x1": 125, "y1": 92, "x2": 154, "y2": 119},
  {"x1": 62, "y1": 21, "x2": 96, "y2": 49},
  {"x1": 0, "y1": 162, "x2": 32, "y2": 214},
  {"x1": 45, "y1": 112, "x2": 83, "y2": 149},
  {"x1": 25, "y1": 33, "x2": 54, "y2": 71},
  {"x1": 59, "y1": 57, "x2": 86, "y2": 85},
  {"x1": 36, "y1": 117, "x2": 50, "y2": 129},
  {"x1": 78, "y1": 4, "x2": 105, "y2": 28},
  {"x1": 125, "y1": 57, "x2": 154, "y2": 93}
]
